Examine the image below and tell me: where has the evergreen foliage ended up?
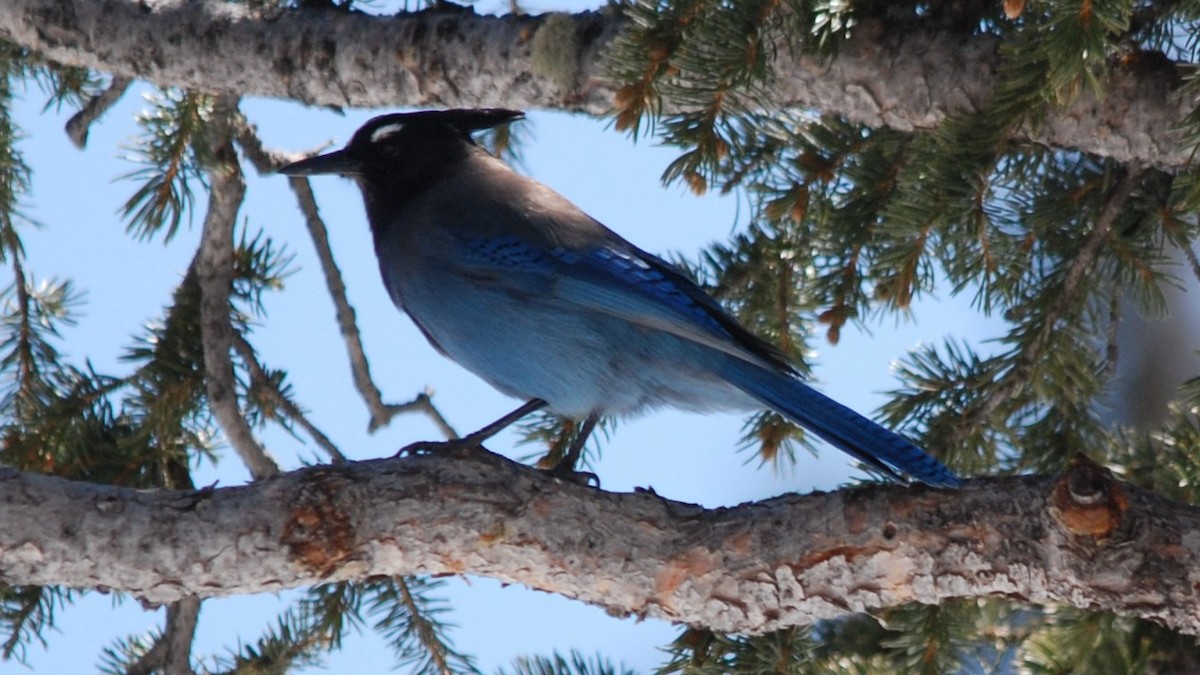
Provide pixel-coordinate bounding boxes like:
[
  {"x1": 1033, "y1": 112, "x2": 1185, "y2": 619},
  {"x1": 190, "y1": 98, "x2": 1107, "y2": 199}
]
[
  {"x1": 1, "y1": 0, "x2": 1200, "y2": 670},
  {"x1": 603, "y1": 0, "x2": 1200, "y2": 669}
]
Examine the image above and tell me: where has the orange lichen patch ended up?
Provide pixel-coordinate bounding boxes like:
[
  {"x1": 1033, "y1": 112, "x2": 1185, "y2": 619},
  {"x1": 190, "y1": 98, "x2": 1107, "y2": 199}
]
[
  {"x1": 726, "y1": 530, "x2": 754, "y2": 556},
  {"x1": 843, "y1": 504, "x2": 869, "y2": 535},
  {"x1": 654, "y1": 561, "x2": 688, "y2": 601},
  {"x1": 529, "y1": 496, "x2": 554, "y2": 519},
  {"x1": 797, "y1": 545, "x2": 873, "y2": 569},
  {"x1": 438, "y1": 555, "x2": 467, "y2": 575},
  {"x1": 1051, "y1": 454, "x2": 1130, "y2": 539},
  {"x1": 281, "y1": 470, "x2": 356, "y2": 577},
  {"x1": 654, "y1": 547, "x2": 719, "y2": 602},
  {"x1": 478, "y1": 520, "x2": 508, "y2": 545}
]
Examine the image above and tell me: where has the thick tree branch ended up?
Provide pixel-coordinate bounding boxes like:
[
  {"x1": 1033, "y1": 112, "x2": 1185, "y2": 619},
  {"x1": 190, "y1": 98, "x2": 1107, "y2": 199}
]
[
  {"x1": 0, "y1": 0, "x2": 1194, "y2": 168},
  {"x1": 0, "y1": 0, "x2": 618, "y2": 116},
  {"x1": 1, "y1": 452, "x2": 1197, "y2": 635}
]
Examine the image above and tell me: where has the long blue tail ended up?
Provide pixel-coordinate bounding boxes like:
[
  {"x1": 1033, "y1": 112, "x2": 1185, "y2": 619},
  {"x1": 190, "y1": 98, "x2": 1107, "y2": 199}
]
[{"x1": 721, "y1": 360, "x2": 960, "y2": 487}]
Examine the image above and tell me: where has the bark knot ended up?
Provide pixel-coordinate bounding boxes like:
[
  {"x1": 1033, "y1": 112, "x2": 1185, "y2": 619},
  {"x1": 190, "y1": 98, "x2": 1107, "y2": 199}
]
[
  {"x1": 281, "y1": 468, "x2": 357, "y2": 576},
  {"x1": 1051, "y1": 453, "x2": 1129, "y2": 539}
]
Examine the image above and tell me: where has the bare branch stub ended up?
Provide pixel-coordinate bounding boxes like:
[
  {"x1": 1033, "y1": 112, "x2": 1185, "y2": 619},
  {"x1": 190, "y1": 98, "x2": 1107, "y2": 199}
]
[{"x1": 65, "y1": 74, "x2": 132, "y2": 148}]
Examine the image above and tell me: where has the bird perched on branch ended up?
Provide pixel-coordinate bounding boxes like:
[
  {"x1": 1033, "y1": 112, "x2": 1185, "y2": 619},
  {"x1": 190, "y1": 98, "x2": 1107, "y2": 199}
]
[{"x1": 278, "y1": 108, "x2": 959, "y2": 488}]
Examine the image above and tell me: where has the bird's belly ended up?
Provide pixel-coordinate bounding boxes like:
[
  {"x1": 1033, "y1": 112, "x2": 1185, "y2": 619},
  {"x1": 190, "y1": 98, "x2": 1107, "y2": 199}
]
[{"x1": 390, "y1": 271, "x2": 755, "y2": 418}]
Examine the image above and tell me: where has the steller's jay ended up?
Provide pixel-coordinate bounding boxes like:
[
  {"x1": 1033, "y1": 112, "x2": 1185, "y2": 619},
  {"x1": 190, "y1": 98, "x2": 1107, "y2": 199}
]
[{"x1": 278, "y1": 109, "x2": 959, "y2": 487}]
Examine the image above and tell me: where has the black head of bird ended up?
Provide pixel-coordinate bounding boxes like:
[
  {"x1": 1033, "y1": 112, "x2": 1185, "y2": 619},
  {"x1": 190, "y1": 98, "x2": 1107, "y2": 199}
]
[{"x1": 278, "y1": 108, "x2": 524, "y2": 229}]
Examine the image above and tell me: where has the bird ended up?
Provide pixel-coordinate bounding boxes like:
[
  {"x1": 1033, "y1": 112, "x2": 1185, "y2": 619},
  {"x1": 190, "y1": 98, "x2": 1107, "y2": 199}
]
[{"x1": 278, "y1": 108, "x2": 960, "y2": 488}]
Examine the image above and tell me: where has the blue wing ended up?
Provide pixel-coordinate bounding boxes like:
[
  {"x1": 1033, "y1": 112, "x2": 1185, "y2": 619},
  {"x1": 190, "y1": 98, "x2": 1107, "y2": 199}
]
[
  {"x1": 457, "y1": 233, "x2": 959, "y2": 487},
  {"x1": 460, "y1": 235, "x2": 792, "y2": 370}
]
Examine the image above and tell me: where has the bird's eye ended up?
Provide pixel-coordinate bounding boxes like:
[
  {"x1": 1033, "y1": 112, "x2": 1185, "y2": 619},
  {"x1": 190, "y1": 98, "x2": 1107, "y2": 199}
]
[{"x1": 369, "y1": 122, "x2": 406, "y2": 143}]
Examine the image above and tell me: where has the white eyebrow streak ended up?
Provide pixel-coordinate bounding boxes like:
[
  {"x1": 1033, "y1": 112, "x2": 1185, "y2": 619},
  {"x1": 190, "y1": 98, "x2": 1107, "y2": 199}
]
[{"x1": 370, "y1": 123, "x2": 406, "y2": 143}]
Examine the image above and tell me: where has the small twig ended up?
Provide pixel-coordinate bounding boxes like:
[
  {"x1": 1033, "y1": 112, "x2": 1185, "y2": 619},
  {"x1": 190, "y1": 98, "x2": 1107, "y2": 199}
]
[
  {"x1": 230, "y1": 111, "x2": 303, "y2": 173},
  {"x1": 287, "y1": 175, "x2": 409, "y2": 433},
  {"x1": 232, "y1": 333, "x2": 348, "y2": 463},
  {"x1": 196, "y1": 96, "x2": 279, "y2": 480},
  {"x1": 386, "y1": 392, "x2": 459, "y2": 440},
  {"x1": 1179, "y1": 240, "x2": 1200, "y2": 287},
  {"x1": 1105, "y1": 288, "x2": 1121, "y2": 382},
  {"x1": 235, "y1": 114, "x2": 395, "y2": 431},
  {"x1": 65, "y1": 74, "x2": 132, "y2": 149}
]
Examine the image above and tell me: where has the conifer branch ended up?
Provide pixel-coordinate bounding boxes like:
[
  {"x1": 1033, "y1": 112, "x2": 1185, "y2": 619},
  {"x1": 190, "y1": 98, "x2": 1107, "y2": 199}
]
[
  {"x1": 2, "y1": 453, "x2": 1198, "y2": 637},
  {"x1": 0, "y1": 0, "x2": 1193, "y2": 168},
  {"x1": 124, "y1": 638, "x2": 164, "y2": 675},
  {"x1": 1180, "y1": 240, "x2": 1200, "y2": 286},
  {"x1": 162, "y1": 597, "x2": 201, "y2": 675},
  {"x1": 964, "y1": 166, "x2": 1141, "y2": 430},
  {"x1": 395, "y1": 578, "x2": 453, "y2": 675}
]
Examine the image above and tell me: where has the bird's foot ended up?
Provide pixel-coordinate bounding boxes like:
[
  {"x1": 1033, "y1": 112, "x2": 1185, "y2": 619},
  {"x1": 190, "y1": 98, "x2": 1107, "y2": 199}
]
[
  {"x1": 543, "y1": 461, "x2": 600, "y2": 488},
  {"x1": 394, "y1": 438, "x2": 489, "y2": 459},
  {"x1": 395, "y1": 399, "x2": 549, "y2": 459}
]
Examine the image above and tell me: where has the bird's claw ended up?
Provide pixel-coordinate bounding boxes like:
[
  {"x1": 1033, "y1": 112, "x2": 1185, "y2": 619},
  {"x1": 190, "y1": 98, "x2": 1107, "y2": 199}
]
[
  {"x1": 545, "y1": 464, "x2": 600, "y2": 488},
  {"x1": 394, "y1": 438, "x2": 485, "y2": 459}
]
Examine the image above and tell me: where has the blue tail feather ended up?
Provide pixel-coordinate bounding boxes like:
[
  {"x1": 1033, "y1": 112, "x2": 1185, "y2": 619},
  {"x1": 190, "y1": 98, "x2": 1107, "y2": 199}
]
[{"x1": 722, "y1": 361, "x2": 961, "y2": 488}]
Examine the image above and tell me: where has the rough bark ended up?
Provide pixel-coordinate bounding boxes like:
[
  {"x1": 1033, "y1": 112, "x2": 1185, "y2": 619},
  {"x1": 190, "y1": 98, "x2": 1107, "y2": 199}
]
[
  {"x1": 0, "y1": 0, "x2": 1193, "y2": 168},
  {"x1": 1, "y1": 451, "x2": 1197, "y2": 636},
  {"x1": 194, "y1": 103, "x2": 280, "y2": 481}
]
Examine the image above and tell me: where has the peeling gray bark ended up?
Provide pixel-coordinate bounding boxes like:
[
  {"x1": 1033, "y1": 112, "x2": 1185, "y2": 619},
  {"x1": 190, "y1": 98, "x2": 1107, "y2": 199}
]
[
  {"x1": 0, "y1": 0, "x2": 1194, "y2": 168},
  {"x1": 1, "y1": 452, "x2": 1197, "y2": 636}
]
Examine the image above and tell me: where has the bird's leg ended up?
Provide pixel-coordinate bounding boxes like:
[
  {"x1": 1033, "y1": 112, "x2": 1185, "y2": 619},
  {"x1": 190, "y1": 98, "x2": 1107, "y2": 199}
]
[
  {"x1": 396, "y1": 398, "x2": 548, "y2": 457},
  {"x1": 547, "y1": 412, "x2": 601, "y2": 485},
  {"x1": 462, "y1": 398, "x2": 549, "y2": 445}
]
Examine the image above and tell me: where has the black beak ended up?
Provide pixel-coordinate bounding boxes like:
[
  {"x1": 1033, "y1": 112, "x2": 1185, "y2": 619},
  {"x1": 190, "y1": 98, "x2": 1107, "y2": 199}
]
[{"x1": 277, "y1": 149, "x2": 361, "y2": 176}]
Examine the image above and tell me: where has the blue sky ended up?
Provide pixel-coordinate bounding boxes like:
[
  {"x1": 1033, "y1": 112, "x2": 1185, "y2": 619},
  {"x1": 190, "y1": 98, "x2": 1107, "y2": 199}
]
[{"x1": 10, "y1": 8, "x2": 1009, "y2": 672}]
